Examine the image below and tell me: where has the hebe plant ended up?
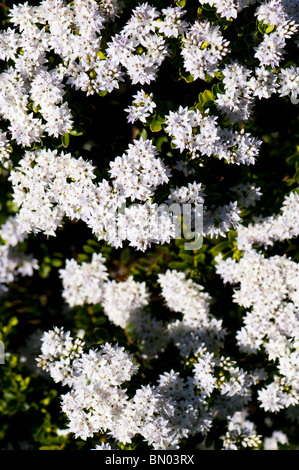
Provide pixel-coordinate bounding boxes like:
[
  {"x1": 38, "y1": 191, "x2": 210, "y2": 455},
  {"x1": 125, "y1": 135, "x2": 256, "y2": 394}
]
[{"x1": 0, "y1": 0, "x2": 298, "y2": 451}]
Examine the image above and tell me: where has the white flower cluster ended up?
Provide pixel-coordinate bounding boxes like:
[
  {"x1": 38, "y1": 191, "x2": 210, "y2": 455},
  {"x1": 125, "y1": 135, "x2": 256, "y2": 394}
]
[
  {"x1": 278, "y1": 66, "x2": 299, "y2": 104},
  {"x1": 59, "y1": 253, "x2": 108, "y2": 307},
  {"x1": 263, "y1": 430, "x2": 289, "y2": 450},
  {"x1": 0, "y1": 0, "x2": 296, "y2": 262},
  {"x1": 37, "y1": 325, "x2": 261, "y2": 449},
  {"x1": 60, "y1": 256, "x2": 266, "y2": 370},
  {"x1": 254, "y1": 0, "x2": 298, "y2": 68},
  {"x1": 8, "y1": 144, "x2": 177, "y2": 250},
  {"x1": 36, "y1": 326, "x2": 85, "y2": 386},
  {"x1": 97, "y1": 0, "x2": 121, "y2": 22},
  {"x1": 192, "y1": 346, "x2": 257, "y2": 417},
  {"x1": 156, "y1": 370, "x2": 213, "y2": 445},
  {"x1": 108, "y1": 138, "x2": 170, "y2": 201},
  {"x1": 216, "y1": 191, "x2": 299, "y2": 413},
  {"x1": 8, "y1": 136, "x2": 248, "y2": 251},
  {"x1": 201, "y1": 0, "x2": 258, "y2": 20},
  {"x1": 37, "y1": 328, "x2": 213, "y2": 448},
  {"x1": 102, "y1": 276, "x2": 150, "y2": 329},
  {"x1": 40, "y1": 264, "x2": 271, "y2": 449},
  {"x1": 158, "y1": 269, "x2": 225, "y2": 356},
  {"x1": 9, "y1": 148, "x2": 97, "y2": 237},
  {"x1": 216, "y1": 60, "x2": 299, "y2": 124},
  {"x1": 167, "y1": 182, "x2": 206, "y2": 205},
  {"x1": 164, "y1": 106, "x2": 219, "y2": 158},
  {"x1": 164, "y1": 105, "x2": 262, "y2": 164},
  {"x1": 167, "y1": 182, "x2": 242, "y2": 238},
  {"x1": 0, "y1": 214, "x2": 38, "y2": 296},
  {"x1": 0, "y1": 2, "x2": 185, "y2": 147},
  {"x1": 125, "y1": 89, "x2": 156, "y2": 124},
  {"x1": 59, "y1": 344, "x2": 140, "y2": 442},
  {"x1": 102, "y1": 277, "x2": 168, "y2": 358},
  {"x1": 181, "y1": 20, "x2": 230, "y2": 80},
  {"x1": 0, "y1": 244, "x2": 38, "y2": 297},
  {"x1": 59, "y1": 258, "x2": 167, "y2": 357},
  {"x1": 237, "y1": 191, "x2": 299, "y2": 250},
  {"x1": 116, "y1": 200, "x2": 177, "y2": 251},
  {"x1": 0, "y1": 130, "x2": 12, "y2": 167},
  {"x1": 0, "y1": 0, "x2": 294, "y2": 155},
  {"x1": 60, "y1": 253, "x2": 272, "y2": 421},
  {"x1": 230, "y1": 182, "x2": 262, "y2": 208},
  {"x1": 203, "y1": 201, "x2": 242, "y2": 238},
  {"x1": 215, "y1": 61, "x2": 254, "y2": 124},
  {"x1": 157, "y1": 6, "x2": 188, "y2": 38},
  {"x1": 106, "y1": 3, "x2": 168, "y2": 86},
  {"x1": 221, "y1": 411, "x2": 262, "y2": 450}
]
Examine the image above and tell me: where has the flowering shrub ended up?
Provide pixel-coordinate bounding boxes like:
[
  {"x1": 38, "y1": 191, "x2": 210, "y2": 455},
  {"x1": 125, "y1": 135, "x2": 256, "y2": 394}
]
[{"x1": 0, "y1": 0, "x2": 298, "y2": 451}]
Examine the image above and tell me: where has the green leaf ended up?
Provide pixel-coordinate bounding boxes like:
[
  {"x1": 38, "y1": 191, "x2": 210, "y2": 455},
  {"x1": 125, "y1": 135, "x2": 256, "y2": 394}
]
[
  {"x1": 77, "y1": 253, "x2": 89, "y2": 262},
  {"x1": 156, "y1": 135, "x2": 168, "y2": 152},
  {"x1": 83, "y1": 244, "x2": 95, "y2": 253},
  {"x1": 198, "y1": 90, "x2": 215, "y2": 110},
  {"x1": 61, "y1": 133, "x2": 70, "y2": 148},
  {"x1": 293, "y1": 170, "x2": 299, "y2": 181},
  {"x1": 203, "y1": 90, "x2": 214, "y2": 102},
  {"x1": 265, "y1": 24, "x2": 275, "y2": 34},
  {"x1": 209, "y1": 241, "x2": 230, "y2": 257},
  {"x1": 204, "y1": 73, "x2": 214, "y2": 83},
  {"x1": 69, "y1": 126, "x2": 85, "y2": 137},
  {"x1": 194, "y1": 253, "x2": 205, "y2": 263},
  {"x1": 139, "y1": 129, "x2": 148, "y2": 140},
  {"x1": 179, "y1": 68, "x2": 194, "y2": 83},
  {"x1": 179, "y1": 253, "x2": 194, "y2": 262},
  {"x1": 286, "y1": 152, "x2": 299, "y2": 166},
  {"x1": 214, "y1": 70, "x2": 224, "y2": 81},
  {"x1": 182, "y1": 73, "x2": 194, "y2": 83},
  {"x1": 168, "y1": 261, "x2": 188, "y2": 270},
  {"x1": 156, "y1": 114, "x2": 166, "y2": 124},
  {"x1": 200, "y1": 41, "x2": 210, "y2": 50},
  {"x1": 86, "y1": 238, "x2": 100, "y2": 247},
  {"x1": 39, "y1": 264, "x2": 51, "y2": 279},
  {"x1": 228, "y1": 230, "x2": 237, "y2": 243},
  {"x1": 51, "y1": 258, "x2": 63, "y2": 268},
  {"x1": 150, "y1": 117, "x2": 163, "y2": 133},
  {"x1": 120, "y1": 247, "x2": 131, "y2": 266},
  {"x1": 212, "y1": 82, "x2": 225, "y2": 95}
]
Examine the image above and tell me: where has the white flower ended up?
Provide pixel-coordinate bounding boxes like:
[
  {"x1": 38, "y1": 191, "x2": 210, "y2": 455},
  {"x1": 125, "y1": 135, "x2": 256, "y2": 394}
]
[
  {"x1": 201, "y1": 0, "x2": 257, "y2": 20},
  {"x1": 215, "y1": 61, "x2": 253, "y2": 123},
  {"x1": 157, "y1": 6, "x2": 188, "y2": 38},
  {"x1": 230, "y1": 182, "x2": 262, "y2": 208},
  {"x1": 181, "y1": 20, "x2": 230, "y2": 81},
  {"x1": 248, "y1": 66, "x2": 279, "y2": 99},
  {"x1": 278, "y1": 66, "x2": 299, "y2": 104},
  {"x1": 109, "y1": 139, "x2": 170, "y2": 201},
  {"x1": 158, "y1": 270, "x2": 225, "y2": 356},
  {"x1": 264, "y1": 431, "x2": 289, "y2": 450},
  {"x1": 221, "y1": 410, "x2": 262, "y2": 449},
  {"x1": 124, "y1": 89, "x2": 156, "y2": 123},
  {"x1": 236, "y1": 191, "x2": 299, "y2": 249},
  {"x1": 59, "y1": 253, "x2": 109, "y2": 307},
  {"x1": 102, "y1": 276, "x2": 150, "y2": 329}
]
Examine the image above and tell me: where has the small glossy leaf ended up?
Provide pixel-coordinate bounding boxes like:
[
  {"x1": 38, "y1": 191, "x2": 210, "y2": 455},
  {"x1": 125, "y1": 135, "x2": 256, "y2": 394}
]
[
  {"x1": 150, "y1": 117, "x2": 163, "y2": 132},
  {"x1": 266, "y1": 24, "x2": 275, "y2": 34},
  {"x1": 61, "y1": 133, "x2": 70, "y2": 148}
]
